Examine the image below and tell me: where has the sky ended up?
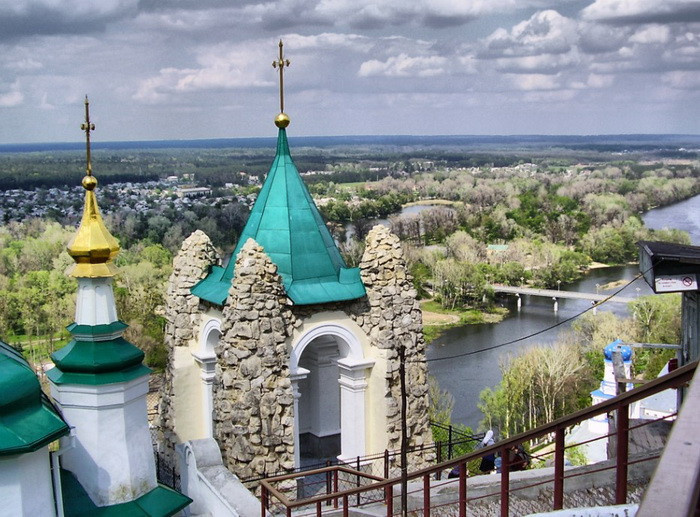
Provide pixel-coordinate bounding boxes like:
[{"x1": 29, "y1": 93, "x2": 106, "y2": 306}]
[{"x1": 0, "y1": 0, "x2": 699, "y2": 143}]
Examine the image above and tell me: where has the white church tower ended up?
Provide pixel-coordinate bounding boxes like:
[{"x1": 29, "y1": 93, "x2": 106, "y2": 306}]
[
  {"x1": 589, "y1": 339, "x2": 634, "y2": 434},
  {"x1": 46, "y1": 97, "x2": 190, "y2": 514}
]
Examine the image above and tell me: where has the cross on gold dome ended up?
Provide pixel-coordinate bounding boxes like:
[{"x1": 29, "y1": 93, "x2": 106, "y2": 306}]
[
  {"x1": 272, "y1": 39, "x2": 291, "y2": 128},
  {"x1": 67, "y1": 96, "x2": 120, "y2": 278},
  {"x1": 80, "y1": 95, "x2": 97, "y2": 190}
]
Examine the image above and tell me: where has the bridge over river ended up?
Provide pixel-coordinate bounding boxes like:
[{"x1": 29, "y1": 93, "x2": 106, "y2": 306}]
[{"x1": 491, "y1": 283, "x2": 635, "y2": 311}]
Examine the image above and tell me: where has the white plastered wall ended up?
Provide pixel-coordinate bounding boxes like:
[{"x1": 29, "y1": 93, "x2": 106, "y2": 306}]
[
  {"x1": 75, "y1": 278, "x2": 118, "y2": 326},
  {"x1": 173, "y1": 307, "x2": 222, "y2": 443},
  {"x1": 0, "y1": 448, "x2": 56, "y2": 517},
  {"x1": 51, "y1": 375, "x2": 157, "y2": 506}
]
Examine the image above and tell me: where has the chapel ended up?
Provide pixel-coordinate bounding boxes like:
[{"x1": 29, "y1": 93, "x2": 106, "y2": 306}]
[{"x1": 158, "y1": 41, "x2": 432, "y2": 480}]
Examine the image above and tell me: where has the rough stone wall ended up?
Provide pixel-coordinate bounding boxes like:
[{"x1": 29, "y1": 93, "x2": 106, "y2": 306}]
[
  {"x1": 160, "y1": 225, "x2": 431, "y2": 479},
  {"x1": 158, "y1": 230, "x2": 220, "y2": 457},
  {"x1": 213, "y1": 239, "x2": 296, "y2": 480},
  {"x1": 357, "y1": 225, "x2": 432, "y2": 470}
]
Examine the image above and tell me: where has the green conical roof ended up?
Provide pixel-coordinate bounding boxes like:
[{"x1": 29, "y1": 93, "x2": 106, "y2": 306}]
[{"x1": 192, "y1": 128, "x2": 366, "y2": 306}]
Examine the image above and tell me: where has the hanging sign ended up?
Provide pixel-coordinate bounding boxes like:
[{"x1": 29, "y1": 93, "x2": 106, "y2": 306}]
[{"x1": 654, "y1": 274, "x2": 698, "y2": 293}]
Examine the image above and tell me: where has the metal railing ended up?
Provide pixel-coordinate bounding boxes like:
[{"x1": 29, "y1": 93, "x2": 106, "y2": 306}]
[
  {"x1": 154, "y1": 450, "x2": 180, "y2": 491},
  {"x1": 260, "y1": 360, "x2": 697, "y2": 516},
  {"x1": 241, "y1": 422, "x2": 481, "y2": 487}
]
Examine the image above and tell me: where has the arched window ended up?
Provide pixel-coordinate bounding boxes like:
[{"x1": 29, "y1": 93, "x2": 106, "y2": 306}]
[{"x1": 193, "y1": 318, "x2": 220, "y2": 438}]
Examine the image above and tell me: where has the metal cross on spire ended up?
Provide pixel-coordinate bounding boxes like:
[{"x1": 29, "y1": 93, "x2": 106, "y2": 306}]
[
  {"x1": 80, "y1": 95, "x2": 95, "y2": 177},
  {"x1": 272, "y1": 39, "x2": 290, "y2": 114}
]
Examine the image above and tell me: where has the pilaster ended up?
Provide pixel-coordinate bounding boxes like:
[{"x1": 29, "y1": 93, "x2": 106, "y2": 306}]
[{"x1": 336, "y1": 358, "x2": 374, "y2": 461}]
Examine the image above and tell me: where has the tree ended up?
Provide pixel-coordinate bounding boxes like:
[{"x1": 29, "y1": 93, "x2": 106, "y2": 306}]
[
  {"x1": 629, "y1": 294, "x2": 681, "y2": 378},
  {"x1": 445, "y1": 231, "x2": 486, "y2": 263},
  {"x1": 428, "y1": 376, "x2": 454, "y2": 424},
  {"x1": 146, "y1": 215, "x2": 171, "y2": 244},
  {"x1": 162, "y1": 224, "x2": 185, "y2": 254},
  {"x1": 353, "y1": 218, "x2": 373, "y2": 241},
  {"x1": 571, "y1": 311, "x2": 637, "y2": 349},
  {"x1": 479, "y1": 344, "x2": 591, "y2": 438},
  {"x1": 580, "y1": 218, "x2": 645, "y2": 264},
  {"x1": 339, "y1": 238, "x2": 364, "y2": 268},
  {"x1": 421, "y1": 208, "x2": 458, "y2": 244}
]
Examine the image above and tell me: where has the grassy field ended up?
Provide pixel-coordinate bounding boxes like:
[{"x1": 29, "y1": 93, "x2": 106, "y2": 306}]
[{"x1": 335, "y1": 181, "x2": 375, "y2": 190}]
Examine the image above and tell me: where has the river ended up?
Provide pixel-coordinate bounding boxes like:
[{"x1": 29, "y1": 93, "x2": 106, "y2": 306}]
[
  {"x1": 642, "y1": 194, "x2": 700, "y2": 245},
  {"x1": 426, "y1": 193, "x2": 700, "y2": 430}
]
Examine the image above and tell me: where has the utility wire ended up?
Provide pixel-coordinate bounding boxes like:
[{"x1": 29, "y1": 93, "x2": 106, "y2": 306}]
[{"x1": 421, "y1": 269, "x2": 649, "y2": 364}]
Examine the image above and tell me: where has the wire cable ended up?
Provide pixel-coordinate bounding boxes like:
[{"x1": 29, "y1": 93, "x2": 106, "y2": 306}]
[{"x1": 422, "y1": 269, "x2": 649, "y2": 364}]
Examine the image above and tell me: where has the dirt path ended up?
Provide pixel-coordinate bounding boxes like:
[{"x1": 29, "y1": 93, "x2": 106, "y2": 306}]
[{"x1": 421, "y1": 307, "x2": 460, "y2": 325}]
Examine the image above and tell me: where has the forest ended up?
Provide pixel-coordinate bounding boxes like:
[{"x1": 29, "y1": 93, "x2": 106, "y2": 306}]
[{"x1": 0, "y1": 139, "x2": 697, "y2": 447}]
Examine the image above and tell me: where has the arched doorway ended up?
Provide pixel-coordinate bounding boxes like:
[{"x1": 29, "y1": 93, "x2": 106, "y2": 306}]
[
  {"x1": 194, "y1": 318, "x2": 220, "y2": 438},
  {"x1": 290, "y1": 324, "x2": 374, "y2": 468},
  {"x1": 297, "y1": 335, "x2": 341, "y2": 463}
]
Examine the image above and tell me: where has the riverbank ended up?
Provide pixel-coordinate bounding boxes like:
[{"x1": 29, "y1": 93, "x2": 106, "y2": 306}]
[{"x1": 421, "y1": 299, "x2": 509, "y2": 344}]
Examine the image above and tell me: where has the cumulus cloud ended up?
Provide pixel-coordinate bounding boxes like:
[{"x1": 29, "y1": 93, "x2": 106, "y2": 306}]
[
  {"x1": 314, "y1": 0, "x2": 597, "y2": 29},
  {"x1": 629, "y1": 25, "x2": 671, "y2": 44},
  {"x1": 136, "y1": 0, "x2": 261, "y2": 11},
  {"x1": 134, "y1": 8, "x2": 236, "y2": 33},
  {"x1": 494, "y1": 52, "x2": 580, "y2": 74},
  {"x1": 508, "y1": 73, "x2": 560, "y2": 91},
  {"x1": 282, "y1": 32, "x2": 372, "y2": 52},
  {"x1": 0, "y1": 0, "x2": 139, "y2": 40},
  {"x1": 581, "y1": 0, "x2": 700, "y2": 24},
  {"x1": 477, "y1": 7, "x2": 699, "y2": 92},
  {"x1": 587, "y1": 73, "x2": 615, "y2": 88},
  {"x1": 479, "y1": 10, "x2": 578, "y2": 58},
  {"x1": 1, "y1": 0, "x2": 698, "y2": 141},
  {"x1": 0, "y1": 82, "x2": 23, "y2": 107},
  {"x1": 6, "y1": 58, "x2": 43, "y2": 71},
  {"x1": 578, "y1": 22, "x2": 631, "y2": 54},
  {"x1": 134, "y1": 0, "x2": 591, "y2": 33},
  {"x1": 586, "y1": 22, "x2": 700, "y2": 74},
  {"x1": 134, "y1": 42, "x2": 274, "y2": 102},
  {"x1": 313, "y1": 0, "x2": 485, "y2": 29},
  {"x1": 662, "y1": 71, "x2": 700, "y2": 90},
  {"x1": 359, "y1": 53, "x2": 448, "y2": 77},
  {"x1": 475, "y1": 10, "x2": 587, "y2": 81}
]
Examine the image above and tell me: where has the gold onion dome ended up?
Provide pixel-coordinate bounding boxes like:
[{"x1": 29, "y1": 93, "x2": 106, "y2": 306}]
[
  {"x1": 66, "y1": 183, "x2": 120, "y2": 278},
  {"x1": 66, "y1": 97, "x2": 120, "y2": 278}
]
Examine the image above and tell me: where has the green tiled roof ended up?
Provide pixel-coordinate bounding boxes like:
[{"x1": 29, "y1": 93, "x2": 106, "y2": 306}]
[
  {"x1": 67, "y1": 321, "x2": 129, "y2": 338},
  {"x1": 60, "y1": 469, "x2": 191, "y2": 517},
  {"x1": 192, "y1": 128, "x2": 366, "y2": 306},
  {"x1": 0, "y1": 341, "x2": 70, "y2": 456},
  {"x1": 48, "y1": 328, "x2": 150, "y2": 386}
]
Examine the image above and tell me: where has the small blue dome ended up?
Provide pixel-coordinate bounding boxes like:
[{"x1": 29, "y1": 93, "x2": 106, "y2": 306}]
[{"x1": 604, "y1": 339, "x2": 632, "y2": 361}]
